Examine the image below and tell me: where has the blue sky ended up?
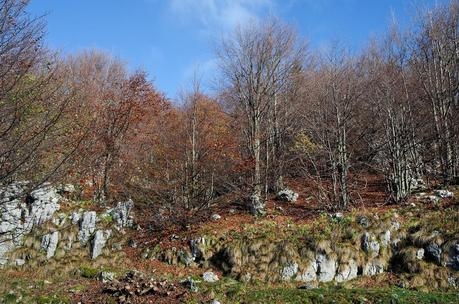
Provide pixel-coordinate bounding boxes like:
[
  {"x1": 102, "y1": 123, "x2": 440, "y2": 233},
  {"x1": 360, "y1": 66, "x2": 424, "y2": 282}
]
[{"x1": 28, "y1": 0, "x2": 448, "y2": 99}]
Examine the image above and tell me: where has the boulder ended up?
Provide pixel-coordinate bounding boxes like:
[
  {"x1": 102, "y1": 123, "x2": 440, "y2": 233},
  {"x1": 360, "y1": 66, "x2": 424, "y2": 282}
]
[
  {"x1": 110, "y1": 200, "x2": 134, "y2": 228},
  {"x1": 99, "y1": 271, "x2": 115, "y2": 283},
  {"x1": 434, "y1": 189, "x2": 454, "y2": 198},
  {"x1": 78, "y1": 211, "x2": 96, "y2": 245},
  {"x1": 277, "y1": 189, "x2": 299, "y2": 203},
  {"x1": 363, "y1": 259, "x2": 385, "y2": 276},
  {"x1": 91, "y1": 229, "x2": 112, "y2": 259},
  {"x1": 70, "y1": 211, "x2": 82, "y2": 225},
  {"x1": 316, "y1": 253, "x2": 337, "y2": 282},
  {"x1": 211, "y1": 214, "x2": 221, "y2": 221},
  {"x1": 27, "y1": 184, "x2": 61, "y2": 227},
  {"x1": 15, "y1": 258, "x2": 25, "y2": 266},
  {"x1": 361, "y1": 233, "x2": 380, "y2": 254},
  {"x1": 181, "y1": 277, "x2": 198, "y2": 292},
  {"x1": 444, "y1": 241, "x2": 459, "y2": 271},
  {"x1": 57, "y1": 184, "x2": 76, "y2": 194},
  {"x1": 296, "y1": 261, "x2": 317, "y2": 282},
  {"x1": 356, "y1": 216, "x2": 370, "y2": 228},
  {"x1": 280, "y1": 262, "x2": 298, "y2": 281},
  {"x1": 0, "y1": 182, "x2": 60, "y2": 246},
  {"x1": 335, "y1": 259, "x2": 358, "y2": 282},
  {"x1": 381, "y1": 230, "x2": 391, "y2": 247},
  {"x1": 203, "y1": 271, "x2": 219, "y2": 283},
  {"x1": 425, "y1": 243, "x2": 442, "y2": 264},
  {"x1": 416, "y1": 248, "x2": 425, "y2": 260},
  {"x1": 41, "y1": 231, "x2": 59, "y2": 259}
]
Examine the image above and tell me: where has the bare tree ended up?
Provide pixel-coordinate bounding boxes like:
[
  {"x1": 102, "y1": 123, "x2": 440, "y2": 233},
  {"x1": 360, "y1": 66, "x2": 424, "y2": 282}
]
[
  {"x1": 300, "y1": 46, "x2": 363, "y2": 210},
  {"x1": 0, "y1": 0, "x2": 79, "y2": 187},
  {"x1": 364, "y1": 28, "x2": 424, "y2": 203},
  {"x1": 411, "y1": 0, "x2": 459, "y2": 183},
  {"x1": 217, "y1": 18, "x2": 305, "y2": 215}
]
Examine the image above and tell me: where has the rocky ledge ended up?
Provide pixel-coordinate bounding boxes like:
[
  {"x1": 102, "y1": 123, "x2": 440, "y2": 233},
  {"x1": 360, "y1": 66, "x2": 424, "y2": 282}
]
[
  {"x1": 0, "y1": 182, "x2": 135, "y2": 268},
  {"x1": 146, "y1": 191, "x2": 458, "y2": 291}
]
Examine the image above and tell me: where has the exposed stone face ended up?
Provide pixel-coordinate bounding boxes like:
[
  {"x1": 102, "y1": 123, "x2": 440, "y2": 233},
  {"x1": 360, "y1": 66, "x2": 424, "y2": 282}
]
[
  {"x1": 277, "y1": 189, "x2": 299, "y2": 203},
  {"x1": 362, "y1": 233, "x2": 380, "y2": 255},
  {"x1": 297, "y1": 261, "x2": 317, "y2": 282},
  {"x1": 316, "y1": 254, "x2": 337, "y2": 282},
  {"x1": 250, "y1": 194, "x2": 265, "y2": 216},
  {"x1": 91, "y1": 229, "x2": 112, "y2": 259},
  {"x1": 0, "y1": 182, "x2": 60, "y2": 265},
  {"x1": 41, "y1": 231, "x2": 59, "y2": 259},
  {"x1": 70, "y1": 211, "x2": 82, "y2": 225},
  {"x1": 335, "y1": 259, "x2": 358, "y2": 282},
  {"x1": 78, "y1": 211, "x2": 97, "y2": 245},
  {"x1": 425, "y1": 243, "x2": 442, "y2": 264},
  {"x1": 381, "y1": 230, "x2": 391, "y2": 247},
  {"x1": 280, "y1": 262, "x2": 298, "y2": 281},
  {"x1": 363, "y1": 259, "x2": 385, "y2": 276},
  {"x1": 444, "y1": 241, "x2": 459, "y2": 271},
  {"x1": 110, "y1": 200, "x2": 134, "y2": 228},
  {"x1": 27, "y1": 185, "x2": 61, "y2": 227}
]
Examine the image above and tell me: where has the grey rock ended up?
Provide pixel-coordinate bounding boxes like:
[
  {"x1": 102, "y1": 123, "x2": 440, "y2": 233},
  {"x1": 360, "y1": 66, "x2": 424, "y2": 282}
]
[
  {"x1": 99, "y1": 271, "x2": 115, "y2": 283},
  {"x1": 128, "y1": 239, "x2": 137, "y2": 248},
  {"x1": 78, "y1": 211, "x2": 96, "y2": 245},
  {"x1": 416, "y1": 248, "x2": 425, "y2": 260},
  {"x1": 411, "y1": 178, "x2": 427, "y2": 191},
  {"x1": 434, "y1": 189, "x2": 454, "y2": 198},
  {"x1": 211, "y1": 214, "x2": 221, "y2": 221},
  {"x1": 381, "y1": 230, "x2": 391, "y2": 247},
  {"x1": 70, "y1": 211, "x2": 82, "y2": 225},
  {"x1": 296, "y1": 261, "x2": 317, "y2": 282},
  {"x1": 335, "y1": 259, "x2": 358, "y2": 282},
  {"x1": 41, "y1": 231, "x2": 59, "y2": 259},
  {"x1": 425, "y1": 243, "x2": 442, "y2": 264},
  {"x1": 203, "y1": 271, "x2": 219, "y2": 283},
  {"x1": 280, "y1": 262, "x2": 298, "y2": 281},
  {"x1": 15, "y1": 258, "x2": 25, "y2": 266},
  {"x1": 189, "y1": 238, "x2": 203, "y2": 262},
  {"x1": 211, "y1": 300, "x2": 221, "y2": 304},
  {"x1": 57, "y1": 184, "x2": 76, "y2": 194},
  {"x1": 179, "y1": 250, "x2": 194, "y2": 266},
  {"x1": 356, "y1": 216, "x2": 370, "y2": 228},
  {"x1": 363, "y1": 259, "x2": 384, "y2": 276},
  {"x1": 181, "y1": 277, "x2": 198, "y2": 292},
  {"x1": 316, "y1": 254, "x2": 336, "y2": 282},
  {"x1": 391, "y1": 221, "x2": 401, "y2": 231},
  {"x1": 277, "y1": 189, "x2": 299, "y2": 203},
  {"x1": 332, "y1": 212, "x2": 344, "y2": 220},
  {"x1": 27, "y1": 184, "x2": 61, "y2": 227},
  {"x1": 0, "y1": 182, "x2": 61, "y2": 264},
  {"x1": 444, "y1": 242, "x2": 459, "y2": 270},
  {"x1": 362, "y1": 233, "x2": 380, "y2": 254},
  {"x1": 110, "y1": 200, "x2": 134, "y2": 228},
  {"x1": 91, "y1": 229, "x2": 111, "y2": 259},
  {"x1": 52, "y1": 213, "x2": 67, "y2": 226}
]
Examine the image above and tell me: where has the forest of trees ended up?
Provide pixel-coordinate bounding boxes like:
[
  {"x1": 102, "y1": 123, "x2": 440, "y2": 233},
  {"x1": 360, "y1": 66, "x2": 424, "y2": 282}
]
[{"x1": 1, "y1": 0, "x2": 458, "y2": 219}]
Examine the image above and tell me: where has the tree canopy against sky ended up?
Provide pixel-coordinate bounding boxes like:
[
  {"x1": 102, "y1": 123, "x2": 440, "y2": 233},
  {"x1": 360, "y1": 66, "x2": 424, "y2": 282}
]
[{"x1": 28, "y1": 0, "x2": 451, "y2": 99}]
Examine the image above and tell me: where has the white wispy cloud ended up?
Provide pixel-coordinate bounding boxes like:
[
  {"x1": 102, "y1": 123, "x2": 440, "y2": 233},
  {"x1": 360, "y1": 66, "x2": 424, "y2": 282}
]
[{"x1": 169, "y1": 0, "x2": 274, "y2": 29}]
